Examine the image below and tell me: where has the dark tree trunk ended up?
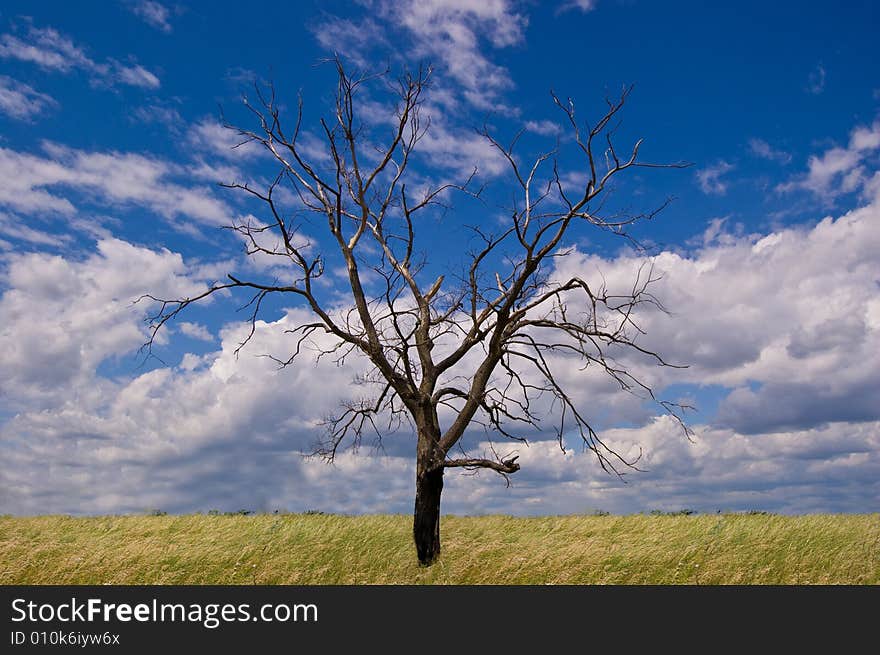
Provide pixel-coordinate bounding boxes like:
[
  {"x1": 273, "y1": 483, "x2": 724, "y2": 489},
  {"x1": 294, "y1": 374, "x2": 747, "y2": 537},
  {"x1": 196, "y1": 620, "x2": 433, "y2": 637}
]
[{"x1": 413, "y1": 461, "x2": 444, "y2": 566}]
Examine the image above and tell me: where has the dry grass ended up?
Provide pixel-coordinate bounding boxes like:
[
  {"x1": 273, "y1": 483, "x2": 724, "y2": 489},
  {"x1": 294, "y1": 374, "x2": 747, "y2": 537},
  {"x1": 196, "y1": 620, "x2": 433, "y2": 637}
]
[{"x1": 1, "y1": 513, "x2": 878, "y2": 584}]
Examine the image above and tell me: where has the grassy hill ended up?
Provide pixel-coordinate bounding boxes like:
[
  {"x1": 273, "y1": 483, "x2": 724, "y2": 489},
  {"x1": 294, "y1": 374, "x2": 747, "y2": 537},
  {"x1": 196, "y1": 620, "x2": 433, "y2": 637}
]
[{"x1": 1, "y1": 513, "x2": 878, "y2": 584}]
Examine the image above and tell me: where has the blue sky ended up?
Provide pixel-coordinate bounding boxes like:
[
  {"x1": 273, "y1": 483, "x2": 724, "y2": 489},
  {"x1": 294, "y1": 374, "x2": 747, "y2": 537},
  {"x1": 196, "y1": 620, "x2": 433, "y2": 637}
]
[{"x1": 1, "y1": 1, "x2": 878, "y2": 516}]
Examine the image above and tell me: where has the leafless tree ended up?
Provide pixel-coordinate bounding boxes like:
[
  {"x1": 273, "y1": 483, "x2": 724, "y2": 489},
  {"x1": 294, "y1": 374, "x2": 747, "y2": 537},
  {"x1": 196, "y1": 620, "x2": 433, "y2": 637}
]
[{"x1": 142, "y1": 59, "x2": 691, "y2": 565}]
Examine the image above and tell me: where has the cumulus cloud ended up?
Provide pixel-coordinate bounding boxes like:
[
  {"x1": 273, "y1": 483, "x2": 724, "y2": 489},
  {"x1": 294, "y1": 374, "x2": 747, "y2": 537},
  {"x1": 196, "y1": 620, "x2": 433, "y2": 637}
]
[
  {"x1": 716, "y1": 380, "x2": 880, "y2": 435},
  {"x1": 0, "y1": 268, "x2": 382, "y2": 513},
  {"x1": 778, "y1": 120, "x2": 880, "y2": 199},
  {"x1": 0, "y1": 75, "x2": 57, "y2": 121},
  {"x1": 414, "y1": 118, "x2": 508, "y2": 176},
  {"x1": 551, "y1": 198, "x2": 880, "y2": 436},
  {"x1": 0, "y1": 142, "x2": 229, "y2": 225},
  {"x1": 441, "y1": 418, "x2": 880, "y2": 515},
  {"x1": 3, "y1": 407, "x2": 877, "y2": 515},
  {"x1": 0, "y1": 238, "x2": 208, "y2": 408},
  {"x1": 178, "y1": 321, "x2": 214, "y2": 342},
  {"x1": 1, "y1": 187, "x2": 879, "y2": 515},
  {"x1": 0, "y1": 23, "x2": 160, "y2": 89}
]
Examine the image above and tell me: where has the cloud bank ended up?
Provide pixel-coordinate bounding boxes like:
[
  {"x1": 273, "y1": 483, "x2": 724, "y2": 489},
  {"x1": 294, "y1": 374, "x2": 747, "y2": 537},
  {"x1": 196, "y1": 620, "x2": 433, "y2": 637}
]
[{"x1": 2, "y1": 193, "x2": 877, "y2": 516}]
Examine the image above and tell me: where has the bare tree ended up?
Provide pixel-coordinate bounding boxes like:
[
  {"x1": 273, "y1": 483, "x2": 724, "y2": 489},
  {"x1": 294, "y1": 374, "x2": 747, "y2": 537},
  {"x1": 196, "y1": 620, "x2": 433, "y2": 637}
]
[{"x1": 142, "y1": 59, "x2": 690, "y2": 566}]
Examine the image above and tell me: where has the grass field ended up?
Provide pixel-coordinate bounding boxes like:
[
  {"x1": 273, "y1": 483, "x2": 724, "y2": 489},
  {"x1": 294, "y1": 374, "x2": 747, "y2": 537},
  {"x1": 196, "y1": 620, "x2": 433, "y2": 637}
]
[{"x1": 1, "y1": 513, "x2": 878, "y2": 584}]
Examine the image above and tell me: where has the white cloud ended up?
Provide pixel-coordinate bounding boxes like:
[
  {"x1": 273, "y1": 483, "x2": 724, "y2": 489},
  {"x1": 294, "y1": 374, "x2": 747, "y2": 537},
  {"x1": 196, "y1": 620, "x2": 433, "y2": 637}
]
[
  {"x1": 131, "y1": 102, "x2": 182, "y2": 127},
  {"x1": 793, "y1": 147, "x2": 860, "y2": 194},
  {"x1": 394, "y1": 0, "x2": 527, "y2": 109},
  {"x1": 315, "y1": 1, "x2": 527, "y2": 111},
  {"x1": 0, "y1": 211, "x2": 72, "y2": 248},
  {"x1": 551, "y1": 197, "x2": 880, "y2": 435},
  {"x1": 439, "y1": 418, "x2": 880, "y2": 515},
  {"x1": 0, "y1": 238, "x2": 208, "y2": 408},
  {"x1": 0, "y1": 280, "x2": 384, "y2": 514},
  {"x1": 0, "y1": 75, "x2": 57, "y2": 121},
  {"x1": 178, "y1": 321, "x2": 215, "y2": 342},
  {"x1": 557, "y1": 0, "x2": 598, "y2": 14},
  {"x1": 850, "y1": 122, "x2": 880, "y2": 151},
  {"x1": 129, "y1": 1, "x2": 173, "y2": 33},
  {"x1": 311, "y1": 16, "x2": 390, "y2": 70},
  {"x1": 0, "y1": 23, "x2": 160, "y2": 89},
  {"x1": 1, "y1": 151, "x2": 879, "y2": 515},
  {"x1": 188, "y1": 118, "x2": 265, "y2": 161},
  {"x1": 113, "y1": 63, "x2": 161, "y2": 89},
  {"x1": 0, "y1": 142, "x2": 230, "y2": 225},
  {"x1": 415, "y1": 117, "x2": 508, "y2": 176},
  {"x1": 186, "y1": 159, "x2": 242, "y2": 183},
  {"x1": 863, "y1": 171, "x2": 880, "y2": 203},
  {"x1": 0, "y1": 147, "x2": 77, "y2": 216},
  {"x1": 524, "y1": 119, "x2": 561, "y2": 136},
  {"x1": 695, "y1": 160, "x2": 733, "y2": 194},
  {"x1": 748, "y1": 137, "x2": 791, "y2": 164},
  {"x1": 305, "y1": 1, "x2": 553, "y2": 181},
  {"x1": 778, "y1": 120, "x2": 880, "y2": 199},
  {"x1": 0, "y1": 25, "x2": 92, "y2": 72},
  {"x1": 2, "y1": 399, "x2": 877, "y2": 515}
]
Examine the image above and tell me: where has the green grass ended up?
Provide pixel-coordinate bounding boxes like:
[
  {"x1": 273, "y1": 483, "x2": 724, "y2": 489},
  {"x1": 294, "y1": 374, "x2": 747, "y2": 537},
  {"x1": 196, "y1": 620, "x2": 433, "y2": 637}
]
[{"x1": 1, "y1": 514, "x2": 878, "y2": 584}]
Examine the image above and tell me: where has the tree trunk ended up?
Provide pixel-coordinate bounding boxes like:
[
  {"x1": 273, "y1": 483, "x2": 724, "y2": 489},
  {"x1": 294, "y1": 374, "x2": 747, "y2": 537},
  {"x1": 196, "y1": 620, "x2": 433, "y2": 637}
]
[{"x1": 413, "y1": 460, "x2": 444, "y2": 566}]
